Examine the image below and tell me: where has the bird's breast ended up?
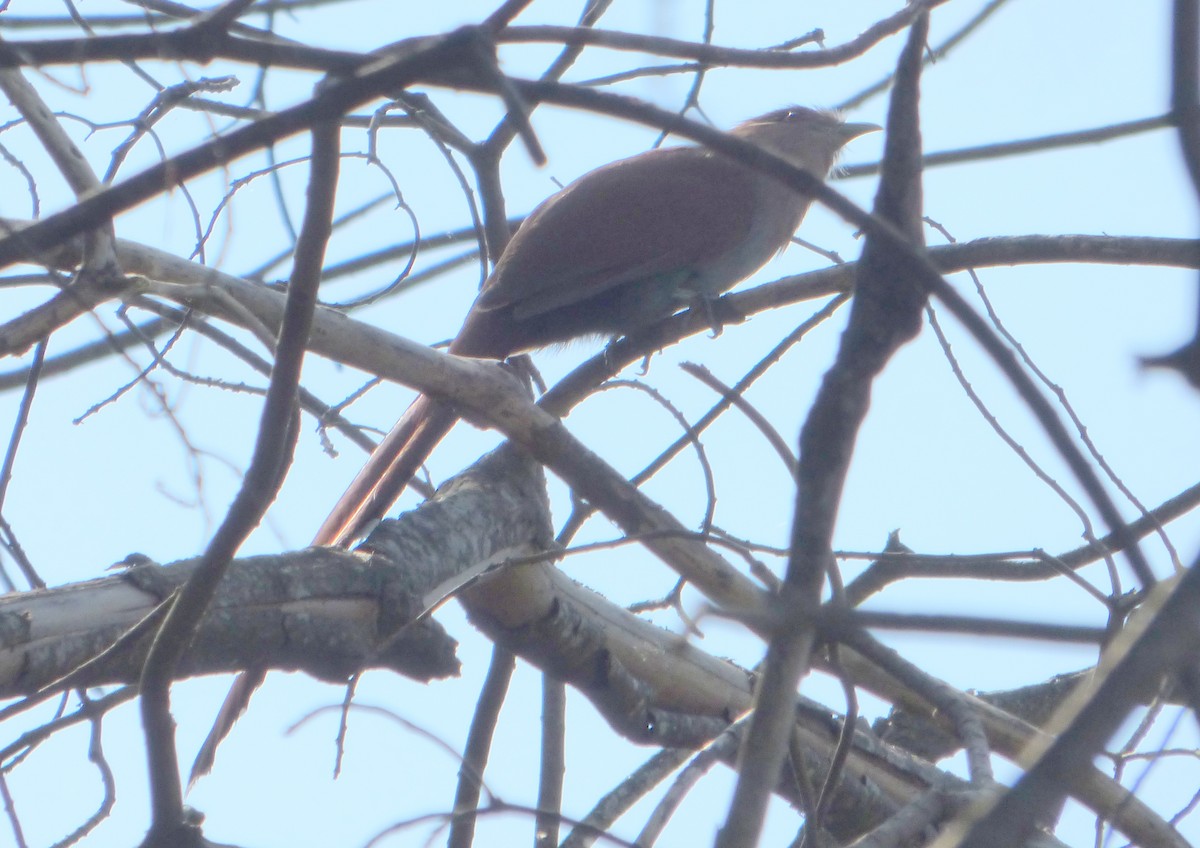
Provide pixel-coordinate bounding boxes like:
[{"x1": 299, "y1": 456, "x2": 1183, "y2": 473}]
[{"x1": 683, "y1": 176, "x2": 810, "y2": 299}]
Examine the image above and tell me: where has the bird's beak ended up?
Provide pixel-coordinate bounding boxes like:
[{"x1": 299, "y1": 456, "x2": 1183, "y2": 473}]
[{"x1": 839, "y1": 122, "x2": 882, "y2": 141}]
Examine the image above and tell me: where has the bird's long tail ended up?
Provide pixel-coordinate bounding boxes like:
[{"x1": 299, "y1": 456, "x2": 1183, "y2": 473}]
[
  {"x1": 313, "y1": 394, "x2": 458, "y2": 547},
  {"x1": 189, "y1": 668, "x2": 264, "y2": 788},
  {"x1": 190, "y1": 394, "x2": 458, "y2": 784}
]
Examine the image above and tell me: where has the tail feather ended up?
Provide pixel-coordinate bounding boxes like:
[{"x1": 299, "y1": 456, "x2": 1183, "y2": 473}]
[
  {"x1": 189, "y1": 667, "x2": 265, "y2": 787},
  {"x1": 194, "y1": 393, "x2": 461, "y2": 783},
  {"x1": 313, "y1": 395, "x2": 457, "y2": 547}
]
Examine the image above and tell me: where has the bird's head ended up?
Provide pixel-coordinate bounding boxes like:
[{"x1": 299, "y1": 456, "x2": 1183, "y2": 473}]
[{"x1": 731, "y1": 106, "x2": 878, "y2": 176}]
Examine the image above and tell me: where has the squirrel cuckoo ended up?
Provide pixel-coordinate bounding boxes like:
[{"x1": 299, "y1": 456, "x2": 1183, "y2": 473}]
[
  {"x1": 313, "y1": 106, "x2": 876, "y2": 547},
  {"x1": 191, "y1": 107, "x2": 874, "y2": 782}
]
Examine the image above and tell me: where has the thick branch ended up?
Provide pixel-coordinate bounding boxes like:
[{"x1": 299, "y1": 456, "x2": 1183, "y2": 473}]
[{"x1": 0, "y1": 548, "x2": 457, "y2": 698}]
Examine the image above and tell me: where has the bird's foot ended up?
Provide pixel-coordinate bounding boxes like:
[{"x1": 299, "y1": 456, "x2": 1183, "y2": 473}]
[{"x1": 689, "y1": 293, "x2": 746, "y2": 338}]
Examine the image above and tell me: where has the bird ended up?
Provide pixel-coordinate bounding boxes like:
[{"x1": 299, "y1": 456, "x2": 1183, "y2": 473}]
[
  {"x1": 313, "y1": 106, "x2": 878, "y2": 548},
  {"x1": 189, "y1": 107, "x2": 874, "y2": 783}
]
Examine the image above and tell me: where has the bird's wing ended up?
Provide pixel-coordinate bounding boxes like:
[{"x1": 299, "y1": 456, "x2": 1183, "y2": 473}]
[{"x1": 474, "y1": 146, "x2": 762, "y2": 319}]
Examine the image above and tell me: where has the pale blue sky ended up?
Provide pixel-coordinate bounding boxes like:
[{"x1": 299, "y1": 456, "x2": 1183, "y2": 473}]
[{"x1": 0, "y1": 1, "x2": 1197, "y2": 846}]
